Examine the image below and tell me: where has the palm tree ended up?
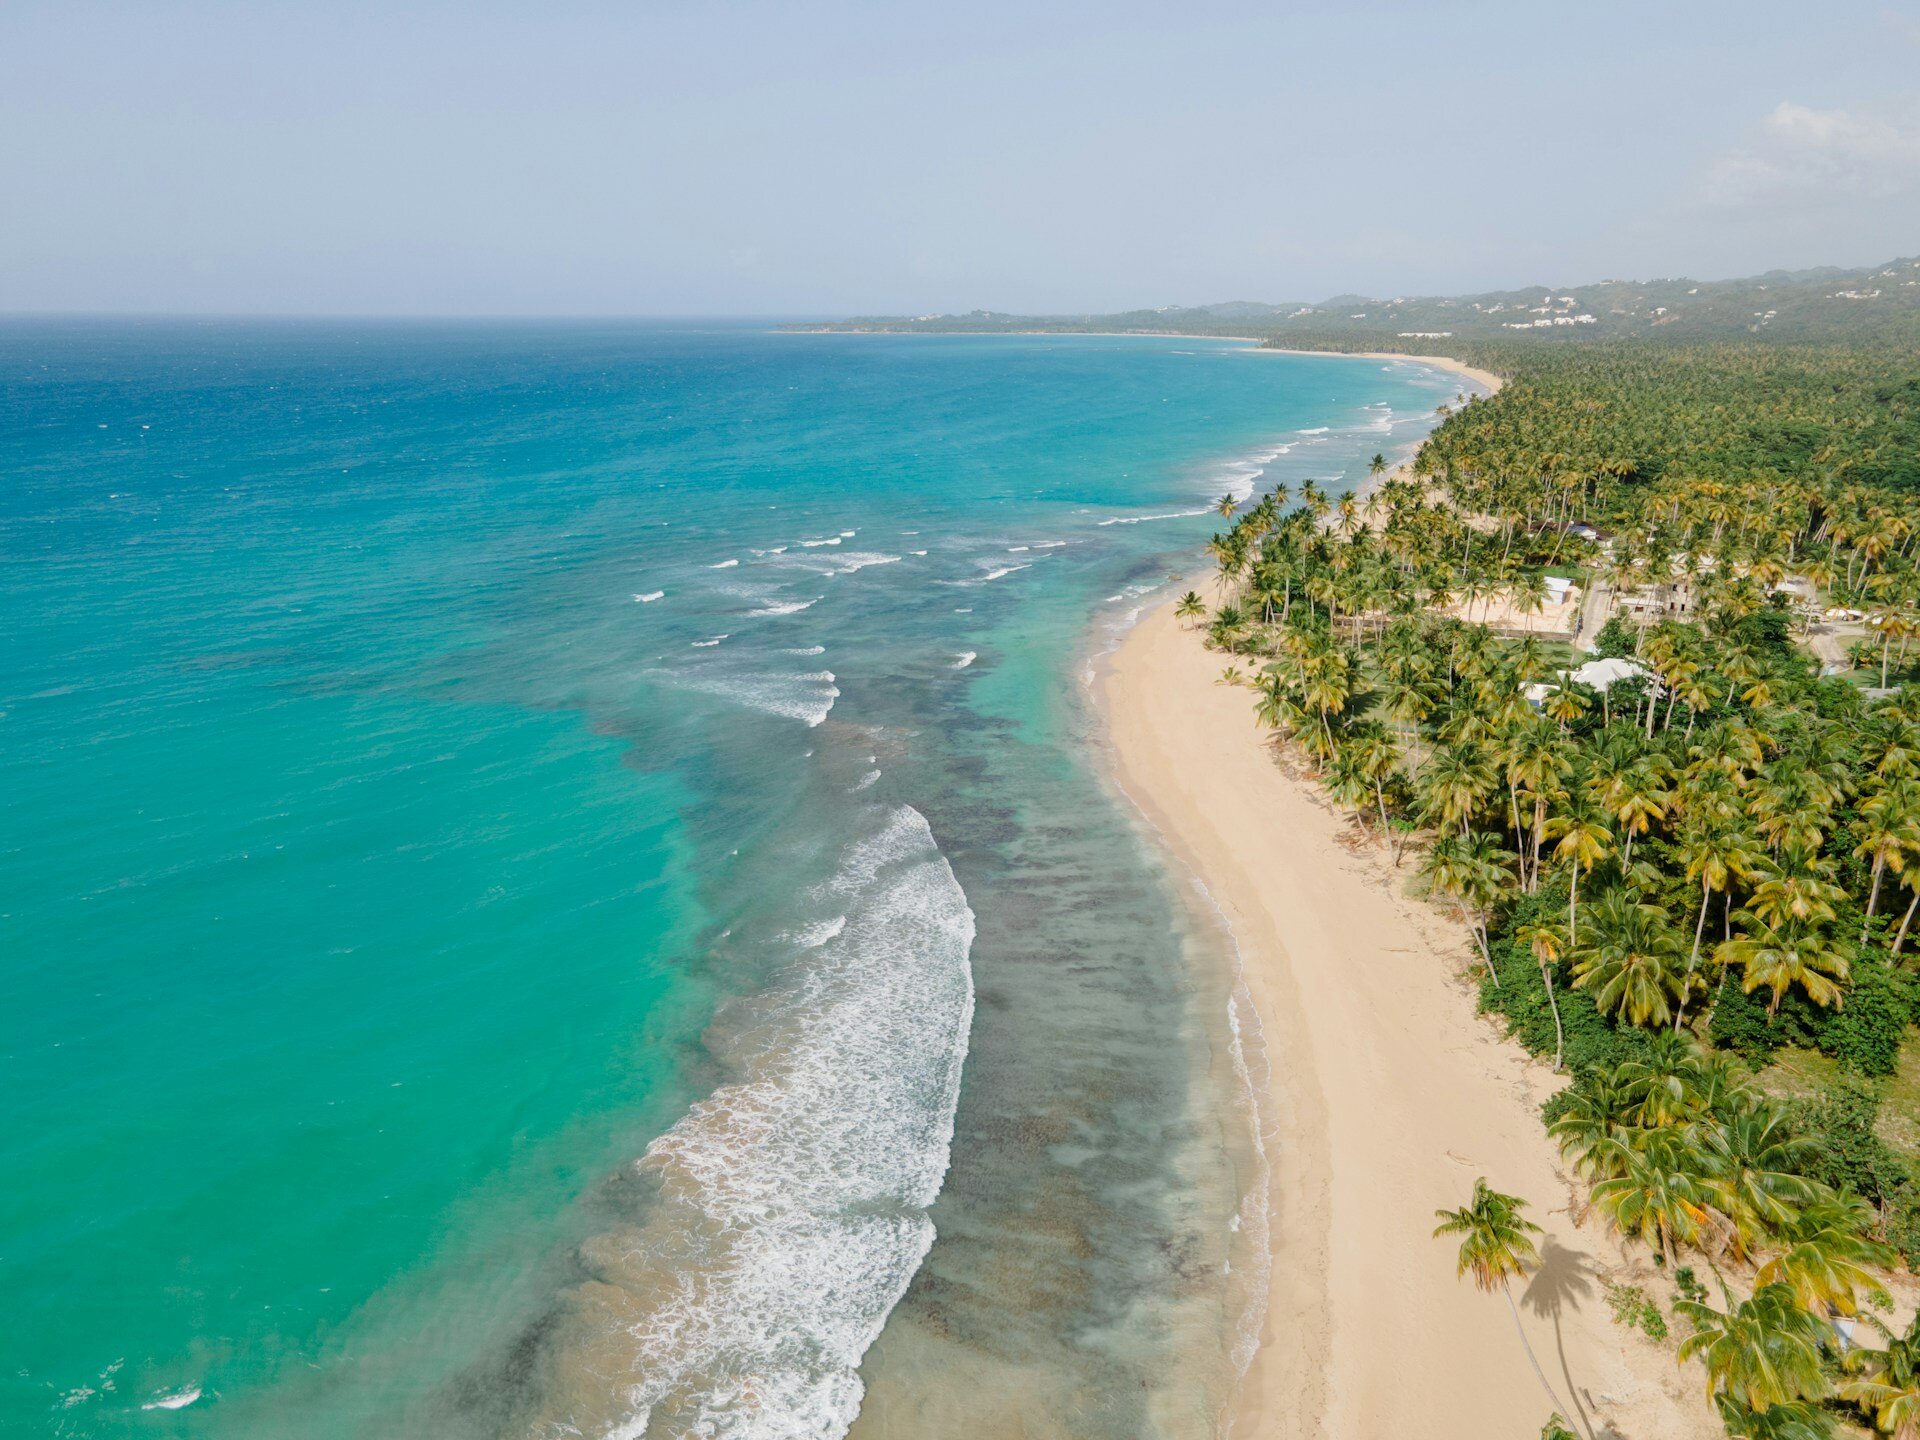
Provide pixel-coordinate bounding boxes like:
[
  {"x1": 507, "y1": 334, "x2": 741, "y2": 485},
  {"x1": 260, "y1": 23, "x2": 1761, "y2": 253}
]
[
  {"x1": 1676, "y1": 1283, "x2": 1831, "y2": 1414},
  {"x1": 1572, "y1": 891, "x2": 1688, "y2": 1028},
  {"x1": 1433, "y1": 1179, "x2": 1571, "y2": 1422},
  {"x1": 1674, "y1": 827, "x2": 1764, "y2": 1032},
  {"x1": 1547, "y1": 807, "x2": 1613, "y2": 947},
  {"x1": 1588, "y1": 1127, "x2": 1713, "y2": 1266},
  {"x1": 1514, "y1": 921, "x2": 1569, "y2": 1071},
  {"x1": 1716, "y1": 922, "x2": 1851, "y2": 1019},
  {"x1": 1838, "y1": 1312, "x2": 1920, "y2": 1440},
  {"x1": 1217, "y1": 492, "x2": 1240, "y2": 519},
  {"x1": 1700, "y1": 1097, "x2": 1823, "y2": 1258},
  {"x1": 1420, "y1": 742, "x2": 1497, "y2": 837},
  {"x1": 1419, "y1": 832, "x2": 1510, "y2": 974},
  {"x1": 1350, "y1": 732, "x2": 1406, "y2": 863},
  {"x1": 1754, "y1": 1193, "x2": 1894, "y2": 1317},
  {"x1": 1854, "y1": 782, "x2": 1920, "y2": 942},
  {"x1": 1175, "y1": 591, "x2": 1207, "y2": 623}
]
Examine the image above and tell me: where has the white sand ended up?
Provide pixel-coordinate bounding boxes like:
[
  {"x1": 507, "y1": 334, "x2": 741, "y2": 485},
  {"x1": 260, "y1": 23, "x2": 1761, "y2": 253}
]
[{"x1": 1101, "y1": 592, "x2": 1722, "y2": 1440}]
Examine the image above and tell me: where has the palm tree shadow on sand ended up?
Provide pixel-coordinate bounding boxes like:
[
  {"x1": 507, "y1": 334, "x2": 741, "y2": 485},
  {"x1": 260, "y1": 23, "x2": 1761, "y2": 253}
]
[{"x1": 1521, "y1": 1236, "x2": 1625, "y2": 1440}]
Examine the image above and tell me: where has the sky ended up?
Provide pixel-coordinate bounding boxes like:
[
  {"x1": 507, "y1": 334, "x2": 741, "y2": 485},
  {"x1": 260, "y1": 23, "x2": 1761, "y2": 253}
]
[{"x1": 3, "y1": 1, "x2": 1919, "y2": 316}]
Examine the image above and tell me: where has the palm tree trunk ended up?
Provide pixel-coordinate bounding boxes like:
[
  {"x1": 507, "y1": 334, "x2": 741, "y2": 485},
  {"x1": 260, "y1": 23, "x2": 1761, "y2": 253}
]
[
  {"x1": 1459, "y1": 902, "x2": 1498, "y2": 986},
  {"x1": 1502, "y1": 1282, "x2": 1573, "y2": 1424},
  {"x1": 1865, "y1": 854, "x2": 1886, "y2": 944},
  {"x1": 1568, "y1": 867, "x2": 1579, "y2": 950},
  {"x1": 1894, "y1": 887, "x2": 1920, "y2": 961},
  {"x1": 1541, "y1": 962, "x2": 1565, "y2": 1072},
  {"x1": 1676, "y1": 879, "x2": 1710, "y2": 1034}
]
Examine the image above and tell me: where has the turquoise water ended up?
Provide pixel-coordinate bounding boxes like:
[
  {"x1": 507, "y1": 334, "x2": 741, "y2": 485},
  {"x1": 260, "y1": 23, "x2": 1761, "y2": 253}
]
[{"x1": 2, "y1": 323, "x2": 1464, "y2": 1437}]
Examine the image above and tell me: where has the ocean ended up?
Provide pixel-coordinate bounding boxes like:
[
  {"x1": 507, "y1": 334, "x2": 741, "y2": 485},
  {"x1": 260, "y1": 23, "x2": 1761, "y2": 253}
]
[{"x1": 1, "y1": 321, "x2": 1466, "y2": 1438}]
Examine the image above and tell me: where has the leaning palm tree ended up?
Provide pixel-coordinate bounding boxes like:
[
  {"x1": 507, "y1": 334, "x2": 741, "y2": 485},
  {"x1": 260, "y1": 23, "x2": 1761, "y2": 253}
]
[
  {"x1": 1676, "y1": 1282, "x2": 1831, "y2": 1414},
  {"x1": 1838, "y1": 1311, "x2": 1920, "y2": 1440},
  {"x1": 1433, "y1": 1179, "x2": 1571, "y2": 1422},
  {"x1": 1513, "y1": 921, "x2": 1569, "y2": 1071},
  {"x1": 1588, "y1": 1127, "x2": 1714, "y2": 1267},
  {"x1": 1700, "y1": 1097, "x2": 1823, "y2": 1259},
  {"x1": 1755, "y1": 1193, "x2": 1895, "y2": 1318}
]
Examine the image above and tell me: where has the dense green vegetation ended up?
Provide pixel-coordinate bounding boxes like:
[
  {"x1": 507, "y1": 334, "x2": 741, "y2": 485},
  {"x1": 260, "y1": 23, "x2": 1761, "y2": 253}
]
[
  {"x1": 802, "y1": 253, "x2": 1920, "y2": 348},
  {"x1": 1198, "y1": 367, "x2": 1920, "y2": 1437}
]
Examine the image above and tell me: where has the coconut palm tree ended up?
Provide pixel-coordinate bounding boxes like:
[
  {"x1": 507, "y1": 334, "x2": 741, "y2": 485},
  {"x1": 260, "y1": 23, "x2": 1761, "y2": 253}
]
[
  {"x1": 1754, "y1": 1193, "x2": 1894, "y2": 1317},
  {"x1": 1433, "y1": 1179, "x2": 1572, "y2": 1422},
  {"x1": 1716, "y1": 922, "x2": 1851, "y2": 1019},
  {"x1": 1673, "y1": 826, "x2": 1765, "y2": 1032},
  {"x1": 1589, "y1": 1126, "x2": 1715, "y2": 1266},
  {"x1": 1854, "y1": 781, "x2": 1920, "y2": 942},
  {"x1": 1838, "y1": 1312, "x2": 1920, "y2": 1440},
  {"x1": 1572, "y1": 891, "x2": 1689, "y2": 1028},
  {"x1": 1699, "y1": 1097, "x2": 1823, "y2": 1258},
  {"x1": 1175, "y1": 591, "x2": 1207, "y2": 623},
  {"x1": 1676, "y1": 1283, "x2": 1831, "y2": 1414},
  {"x1": 1513, "y1": 921, "x2": 1569, "y2": 1071},
  {"x1": 1420, "y1": 741, "x2": 1498, "y2": 838},
  {"x1": 1547, "y1": 807, "x2": 1613, "y2": 948}
]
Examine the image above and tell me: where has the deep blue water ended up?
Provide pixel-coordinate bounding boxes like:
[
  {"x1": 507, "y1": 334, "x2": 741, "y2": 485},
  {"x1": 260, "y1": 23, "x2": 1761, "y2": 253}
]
[{"x1": 1, "y1": 321, "x2": 1466, "y2": 1438}]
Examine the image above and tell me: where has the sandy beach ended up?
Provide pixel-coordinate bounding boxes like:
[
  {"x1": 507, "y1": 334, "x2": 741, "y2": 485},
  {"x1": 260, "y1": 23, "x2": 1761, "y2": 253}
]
[{"x1": 1101, "y1": 593, "x2": 1723, "y2": 1440}]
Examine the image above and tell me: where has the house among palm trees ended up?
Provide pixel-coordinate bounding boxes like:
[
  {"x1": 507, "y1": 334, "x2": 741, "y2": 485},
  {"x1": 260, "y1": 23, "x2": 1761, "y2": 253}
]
[{"x1": 1523, "y1": 656, "x2": 1651, "y2": 711}]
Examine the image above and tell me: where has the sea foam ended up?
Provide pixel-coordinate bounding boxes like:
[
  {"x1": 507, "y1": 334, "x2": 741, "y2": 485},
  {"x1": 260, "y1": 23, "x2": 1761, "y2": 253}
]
[
  {"x1": 585, "y1": 807, "x2": 976, "y2": 1440},
  {"x1": 651, "y1": 668, "x2": 841, "y2": 727}
]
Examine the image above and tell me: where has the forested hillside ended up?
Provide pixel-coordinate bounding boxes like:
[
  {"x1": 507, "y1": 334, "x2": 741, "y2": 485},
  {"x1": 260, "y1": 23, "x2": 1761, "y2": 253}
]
[{"x1": 803, "y1": 254, "x2": 1920, "y2": 349}]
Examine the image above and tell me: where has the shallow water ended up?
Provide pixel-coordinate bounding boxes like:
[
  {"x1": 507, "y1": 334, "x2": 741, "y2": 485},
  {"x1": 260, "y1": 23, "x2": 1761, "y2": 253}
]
[{"x1": 0, "y1": 322, "x2": 1465, "y2": 1437}]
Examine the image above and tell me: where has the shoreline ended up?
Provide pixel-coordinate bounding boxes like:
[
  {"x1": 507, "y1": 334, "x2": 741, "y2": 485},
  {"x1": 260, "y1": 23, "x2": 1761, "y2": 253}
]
[
  {"x1": 1096, "y1": 588, "x2": 1721, "y2": 1439},
  {"x1": 780, "y1": 329, "x2": 1509, "y2": 398}
]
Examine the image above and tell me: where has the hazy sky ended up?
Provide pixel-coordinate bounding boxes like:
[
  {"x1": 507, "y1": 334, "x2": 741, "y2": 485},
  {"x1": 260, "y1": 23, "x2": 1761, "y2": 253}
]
[{"x1": 4, "y1": 1, "x2": 1919, "y2": 315}]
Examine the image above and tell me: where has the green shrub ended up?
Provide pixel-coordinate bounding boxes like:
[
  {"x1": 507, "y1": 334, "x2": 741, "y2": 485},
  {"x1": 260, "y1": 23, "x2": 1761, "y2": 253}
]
[
  {"x1": 1592, "y1": 615, "x2": 1638, "y2": 659},
  {"x1": 1816, "y1": 955, "x2": 1913, "y2": 1076},
  {"x1": 1481, "y1": 936, "x2": 1650, "y2": 1079},
  {"x1": 1672, "y1": 1266, "x2": 1707, "y2": 1305},
  {"x1": 1780, "y1": 1082, "x2": 1911, "y2": 1216},
  {"x1": 1707, "y1": 980, "x2": 1833, "y2": 1062},
  {"x1": 1604, "y1": 1281, "x2": 1669, "y2": 1341}
]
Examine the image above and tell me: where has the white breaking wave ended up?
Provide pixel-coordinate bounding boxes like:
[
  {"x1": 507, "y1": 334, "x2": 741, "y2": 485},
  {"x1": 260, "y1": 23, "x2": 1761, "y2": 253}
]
[
  {"x1": 142, "y1": 1387, "x2": 202, "y2": 1412},
  {"x1": 784, "y1": 551, "x2": 902, "y2": 577},
  {"x1": 633, "y1": 591, "x2": 666, "y2": 602},
  {"x1": 651, "y1": 668, "x2": 840, "y2": 726},
  {"x1": 691, "y1": 636, "x2": 729, "y2": 648},
  {"x1": 832, "y1": 552, "x2": 901, "y2": 574},
  {"x1": 849, "y1": 769, "x2": 881, "y2": 792},
  {"x1": 786, "y1": 914, "x2": 848, "y2": 949},
  {"x1": 950, "y1": 652, "x2": 976, "y2": 669},
  {"x1": 747, "y1": 598, "x2": 821, "y2": 617},
  {"x1": 597, "y1": 807, "x2": 976, "y2": 1440},
  {"x1": 1097, "y1": 507, "x2": 1210, "y2": 527},
  {"x1": 784, "y1": 645, "x2": 827, "y2": 656},
  {"x1": 1297, "y1": 425, "x2": 1330, "y2": 434},
  {"x1": 800, "y1": 536, "x2": 843, "y2": 547},
  {"x1": 710, "y1": 558, "x2": 741, "y2": 569}
]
